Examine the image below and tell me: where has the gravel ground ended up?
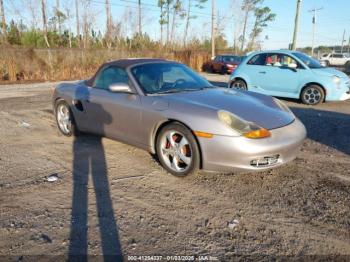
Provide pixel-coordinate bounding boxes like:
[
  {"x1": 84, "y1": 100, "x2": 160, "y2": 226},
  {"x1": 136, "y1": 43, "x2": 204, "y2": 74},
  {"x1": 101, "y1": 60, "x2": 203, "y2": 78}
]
[{"x1": 0, "y1": 74, "x2": 350, "y2": 261}]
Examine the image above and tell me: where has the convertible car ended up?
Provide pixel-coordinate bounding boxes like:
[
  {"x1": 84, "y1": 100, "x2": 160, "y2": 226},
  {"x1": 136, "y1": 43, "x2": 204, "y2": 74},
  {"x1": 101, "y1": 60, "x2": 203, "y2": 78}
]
[{"x1": 53, "y1": 59, "x2": 306, "y2": 176}]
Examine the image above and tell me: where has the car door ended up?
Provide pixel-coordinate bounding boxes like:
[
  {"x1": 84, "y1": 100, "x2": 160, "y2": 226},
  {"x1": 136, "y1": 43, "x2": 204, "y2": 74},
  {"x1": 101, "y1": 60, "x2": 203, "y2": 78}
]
[
  {"x1": 213, "y1": 56, "x2": 222, "y2": 71},
  {"x1": 85, "y1": 66, "x2": 143, "y2": 142},
  {"x1": 330, "y1": 54, "x2": 342, "y2": 66},
  {"x1": 258, "y1": 53, "x2": 301, "y2": 96},
  {"x1": 244, "y1": 53, "x2": 271, "y2": 93}
]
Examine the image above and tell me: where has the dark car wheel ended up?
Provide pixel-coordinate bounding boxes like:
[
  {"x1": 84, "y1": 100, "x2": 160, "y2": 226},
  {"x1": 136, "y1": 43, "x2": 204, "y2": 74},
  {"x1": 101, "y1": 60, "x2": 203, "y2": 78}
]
[
  {"x1": 325, "y1": 60, "x2": 330, "y2": 67},
  {"x1": 301, "y1": 85, "x2": 324, "y2": 105},
  {"x1": 156, "y1": 123, "x2": 200, "y2": 177},
  {"x1": 55, "y1": 100, "x2": 79, "y2": 136},
  {"x1": 220, "y1": 66, "x2": 227, "y2": 75},
  {"x1": 230, "y1": 79, "x2": 247, "y2": 90}
]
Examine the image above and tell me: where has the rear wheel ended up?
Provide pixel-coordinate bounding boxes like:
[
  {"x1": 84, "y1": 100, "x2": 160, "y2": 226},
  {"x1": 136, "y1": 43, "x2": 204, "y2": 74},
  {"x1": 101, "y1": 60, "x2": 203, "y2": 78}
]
[
  {"x1": 230, "y1": 79, "x2": 247, "y2": 90},
  {"x1": 301, "y1": 85, "x2": 324, "y2": 105},
  {"x1": 156, "y1": 123, "x2": 200, "y2": 177},
  {"x1": 220, "y1": 66, "x2": 227, "y2": 75},
  {"x1": 210, "y1": 66, "x2": 215, "y2": 73}
]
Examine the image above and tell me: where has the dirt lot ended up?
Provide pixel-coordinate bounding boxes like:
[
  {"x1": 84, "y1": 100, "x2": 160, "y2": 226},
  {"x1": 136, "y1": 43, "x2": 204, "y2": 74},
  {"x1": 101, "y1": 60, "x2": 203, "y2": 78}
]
[{"x1": 0, "y1": 74, "x2": 350, "y2": 261}]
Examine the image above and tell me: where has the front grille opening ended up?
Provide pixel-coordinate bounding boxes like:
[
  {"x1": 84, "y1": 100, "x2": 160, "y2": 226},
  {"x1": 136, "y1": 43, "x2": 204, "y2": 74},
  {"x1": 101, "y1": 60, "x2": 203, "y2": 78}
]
[{"x1": 250, "y1": 154, "x2": 280, "y2": 167}]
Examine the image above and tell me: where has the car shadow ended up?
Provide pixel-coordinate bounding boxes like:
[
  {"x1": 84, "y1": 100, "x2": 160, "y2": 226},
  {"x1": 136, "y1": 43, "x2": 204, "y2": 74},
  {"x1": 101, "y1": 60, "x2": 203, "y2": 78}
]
[
  {"x1": 68, "y1": 88, "x2": 123, "y2": 261},
  {"x1": 290, "y1": 106, "x2": 350, "y2": 155}
]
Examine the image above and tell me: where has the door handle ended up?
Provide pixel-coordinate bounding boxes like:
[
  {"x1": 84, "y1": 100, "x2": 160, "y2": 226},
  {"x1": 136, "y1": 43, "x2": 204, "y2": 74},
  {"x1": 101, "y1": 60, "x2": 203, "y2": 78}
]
[{"x1": 259, "y1": 71, "x2": 266, "y2": 74}]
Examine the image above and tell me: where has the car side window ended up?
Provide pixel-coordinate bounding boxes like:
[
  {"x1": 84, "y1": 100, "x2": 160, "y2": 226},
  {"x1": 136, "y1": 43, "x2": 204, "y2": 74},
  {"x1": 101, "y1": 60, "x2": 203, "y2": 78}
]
[
  {"x1": 280, "y1": 55, "x2": 300, "y2": 68},
  {"x1": 264, "y1": 53, "x2": 300, "y2": 68},
  {"x1": 331, "y1": 54, "x2": 342, "y2": 58},
  {"x1": 265, "y1": 53, "x2": 283, "y2": 66},
  {"x1": 247, "y1": 54, "x2": 267, "y2": 65},
  {"x1": 216, "y1": 56, "x2": 223, "y2": 62},
  {"x1": 93, "y1": 66, "x2": 129, "y2": 90}
]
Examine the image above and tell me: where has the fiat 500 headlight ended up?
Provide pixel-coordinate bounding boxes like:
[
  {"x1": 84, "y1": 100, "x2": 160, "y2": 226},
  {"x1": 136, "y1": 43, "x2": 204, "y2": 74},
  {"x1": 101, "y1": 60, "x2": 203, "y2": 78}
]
[
  {"x1": 333, "y1": 76, "x2": 341, "y2": 87},
  {"x1": 218, "y1": 110, "x2": 271, "y2": 139}
]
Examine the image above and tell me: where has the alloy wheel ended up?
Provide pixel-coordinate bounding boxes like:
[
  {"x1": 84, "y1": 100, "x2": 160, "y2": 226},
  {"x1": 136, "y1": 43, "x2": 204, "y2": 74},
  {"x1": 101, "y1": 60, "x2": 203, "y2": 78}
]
[
  {"x1": 303, "y1": 87, "x2": 321, "y2": 105},
  {"x1": 56, "y1": 103, "x2": 72, "y2": 135},
  {"x1": 159, "y1": 130, "x2": 193, "y2": 172},
  {"x1": 231, "y1": 80, "x2": 246, "y2": 90}
]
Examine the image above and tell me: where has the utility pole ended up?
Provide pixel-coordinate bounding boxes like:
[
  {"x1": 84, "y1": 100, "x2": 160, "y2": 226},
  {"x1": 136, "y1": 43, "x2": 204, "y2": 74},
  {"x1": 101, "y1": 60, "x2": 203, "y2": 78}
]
[
  {"x1": 341, "y1": 29, "x2": 346, "y2": 53},
  {"x1": 56, "y1": 0, "x2": 61, "y2": 34},
  {"x1": 291, "y1": 0, "x2": 302, "y2": 50},
  {"x1": 0, "y1": 0, "x2": 6, "y2": 40},
  {"x1": 309, "y1": 6, "x2": 323, "y2": 56},
  {"x1": 138, "y1": 0, "x2": 142, "y2": 35},
  {"x1": 211, "y1": 0, "x2": 216, "y2": 57},
  {"x1": 105, "y1": 0, "x2": 112, "y2": 48},
  {"x1": 41, "y1": 0, "x2": 50, "y2": 48},
  {"x1": 166, "y1": 0, "x2": 170, "y2": 45},
  {"x1": 75, "y1": 0, "x2": 80, "y2": 47}
]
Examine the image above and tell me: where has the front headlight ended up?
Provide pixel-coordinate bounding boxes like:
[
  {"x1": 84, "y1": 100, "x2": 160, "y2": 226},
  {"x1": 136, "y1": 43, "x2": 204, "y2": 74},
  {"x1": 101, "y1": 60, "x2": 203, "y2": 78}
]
[
  {"x1": 273, "y1": 98, "x2": 294, "y2": 116},
  {"x1": 218, "y1": 110, "x2": 271, "y2": 139},
  {"x1": 333, "y1": 76, "x2": 341, "y2": 86}
]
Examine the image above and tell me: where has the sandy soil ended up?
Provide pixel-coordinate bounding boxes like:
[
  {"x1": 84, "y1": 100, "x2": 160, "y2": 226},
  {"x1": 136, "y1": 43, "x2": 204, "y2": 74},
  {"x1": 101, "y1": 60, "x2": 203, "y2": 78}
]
[{"x1": 0, "y1": 74, "x2": 350, "y2": 261}]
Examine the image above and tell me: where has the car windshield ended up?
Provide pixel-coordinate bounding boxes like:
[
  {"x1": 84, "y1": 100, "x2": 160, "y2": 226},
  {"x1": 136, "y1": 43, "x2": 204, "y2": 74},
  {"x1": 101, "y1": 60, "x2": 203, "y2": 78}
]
[
  {"x1": 293, "y1": 52, "x2": 323, "y2": 69},
  {"x1": 131, "y1": 63, "x2": 214, "y2": 94},
  {"x1": 222, "y1": 56, "x2": 242, "y2": 63}
]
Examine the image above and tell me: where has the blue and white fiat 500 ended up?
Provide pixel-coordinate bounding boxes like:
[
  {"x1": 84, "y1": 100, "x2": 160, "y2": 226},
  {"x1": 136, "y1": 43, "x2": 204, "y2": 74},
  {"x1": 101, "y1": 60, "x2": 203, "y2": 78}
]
[{"x1": 229, "y1": 50, "x2": 350, "y2": 105}]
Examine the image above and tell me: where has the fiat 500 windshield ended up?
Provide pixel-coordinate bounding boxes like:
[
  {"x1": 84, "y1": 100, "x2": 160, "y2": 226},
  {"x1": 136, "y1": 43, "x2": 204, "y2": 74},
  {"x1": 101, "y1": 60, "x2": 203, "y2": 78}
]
[{"x1": 131, "y1": 63, "x2": 214, "y2": 94}]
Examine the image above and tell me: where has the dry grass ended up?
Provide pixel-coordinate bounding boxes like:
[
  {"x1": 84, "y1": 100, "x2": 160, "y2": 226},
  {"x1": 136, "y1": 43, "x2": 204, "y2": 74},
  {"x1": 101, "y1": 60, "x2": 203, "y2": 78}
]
[{"x1": 0, "y1": 48, "x2": 211, "y2": 83}]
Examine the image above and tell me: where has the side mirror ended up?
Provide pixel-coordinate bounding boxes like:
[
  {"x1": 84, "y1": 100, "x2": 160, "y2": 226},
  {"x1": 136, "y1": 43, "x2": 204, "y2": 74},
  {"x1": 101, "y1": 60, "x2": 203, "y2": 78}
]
[{"x1": 109, "y1": 83, "x2": 133, "y2": 93}]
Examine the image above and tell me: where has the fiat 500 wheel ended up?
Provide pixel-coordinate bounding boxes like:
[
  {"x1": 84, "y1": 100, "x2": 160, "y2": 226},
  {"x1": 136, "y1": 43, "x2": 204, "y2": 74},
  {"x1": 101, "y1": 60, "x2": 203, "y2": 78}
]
[
  {"x1": 230, "y1": 79, "x2": 247, "y2": 90},
  {"x1": 156, "y1": 123, "x2": 200, "y2": 177},
  {"x1": 301, "y1": 85, "x2": 324, "y2": 105}
]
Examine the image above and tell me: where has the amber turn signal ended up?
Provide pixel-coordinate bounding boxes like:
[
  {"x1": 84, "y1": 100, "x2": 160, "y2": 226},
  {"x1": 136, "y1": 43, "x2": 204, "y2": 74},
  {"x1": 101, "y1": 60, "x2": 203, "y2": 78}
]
[
  {"x1": 243, "y1": 128, "x2": 271, "y2": 139},
  {"x1": 194, "y1": 131, "x2": 214, "y2": 138}
]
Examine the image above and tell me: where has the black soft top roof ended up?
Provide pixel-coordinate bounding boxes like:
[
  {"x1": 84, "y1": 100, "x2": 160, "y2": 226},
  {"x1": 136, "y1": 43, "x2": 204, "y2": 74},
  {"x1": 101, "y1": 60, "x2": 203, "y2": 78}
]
[
  {"x1": 101, "y1": 58, "x2": 167, "y2": 69},
  {"x1": 86, "y1": 58, "x2": 168, "y2": 86}
]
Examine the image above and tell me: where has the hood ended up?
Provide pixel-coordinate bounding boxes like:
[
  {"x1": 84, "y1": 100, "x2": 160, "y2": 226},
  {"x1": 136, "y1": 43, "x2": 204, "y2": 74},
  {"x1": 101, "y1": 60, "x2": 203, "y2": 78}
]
[
  {"x1": 312, "y1": 67, "x2": 349, "y2": 79},
  {"x1": 165, "y1": 88, "x2": 295, "y2": 130}
]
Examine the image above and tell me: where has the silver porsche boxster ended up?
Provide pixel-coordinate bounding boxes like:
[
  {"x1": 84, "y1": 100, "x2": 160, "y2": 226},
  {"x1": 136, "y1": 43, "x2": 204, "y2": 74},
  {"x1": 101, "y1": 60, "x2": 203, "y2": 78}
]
[{"x1": 53, "y1": 58, "x2": 306, "y2": 176}]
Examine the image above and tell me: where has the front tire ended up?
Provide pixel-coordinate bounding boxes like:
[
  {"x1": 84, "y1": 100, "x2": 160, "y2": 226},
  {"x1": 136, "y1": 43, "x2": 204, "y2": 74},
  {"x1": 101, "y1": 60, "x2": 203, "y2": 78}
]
[
  {"x1": 156, "y1": 123, "x2": 200, "y2": 177},
  {"x1": 55, "y1": 100, "x2": 79, "y2": 136},
  {"x1": 301, "y1": 85, "x2": 324, "y2": 105},
  {"x1": 230, "y1": 79, "x2": 247, "y2": 90}
]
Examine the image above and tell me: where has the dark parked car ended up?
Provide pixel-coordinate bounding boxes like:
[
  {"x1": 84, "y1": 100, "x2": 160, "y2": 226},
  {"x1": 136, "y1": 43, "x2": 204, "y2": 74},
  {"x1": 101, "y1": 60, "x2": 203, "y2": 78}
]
[
  {"x1": 345, "y1": 61, "x2": 350, "y2": 75},
  {"x1": 202, "y1": 55, "x2": 243, "y2": 74}
]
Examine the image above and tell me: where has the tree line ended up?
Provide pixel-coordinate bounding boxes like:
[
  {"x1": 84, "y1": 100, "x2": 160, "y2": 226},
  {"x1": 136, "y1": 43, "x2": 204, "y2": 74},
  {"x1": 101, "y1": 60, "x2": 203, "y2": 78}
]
[{"x1": 0, "y1": 0, "x2": 276, "y2": 53}]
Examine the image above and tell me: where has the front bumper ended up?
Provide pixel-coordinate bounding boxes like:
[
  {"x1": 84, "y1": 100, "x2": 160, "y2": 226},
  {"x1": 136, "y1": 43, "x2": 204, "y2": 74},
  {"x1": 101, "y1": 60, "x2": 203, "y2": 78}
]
[
  {"x1": 326, "y1": 80, "x2": 350, "y2": 101},
  {"x1": 198, "y1": 118, "x2": 306, "y2": 173},
  {"x1": 340, "y1": 92, "x2": 350, "y2": 101}
]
